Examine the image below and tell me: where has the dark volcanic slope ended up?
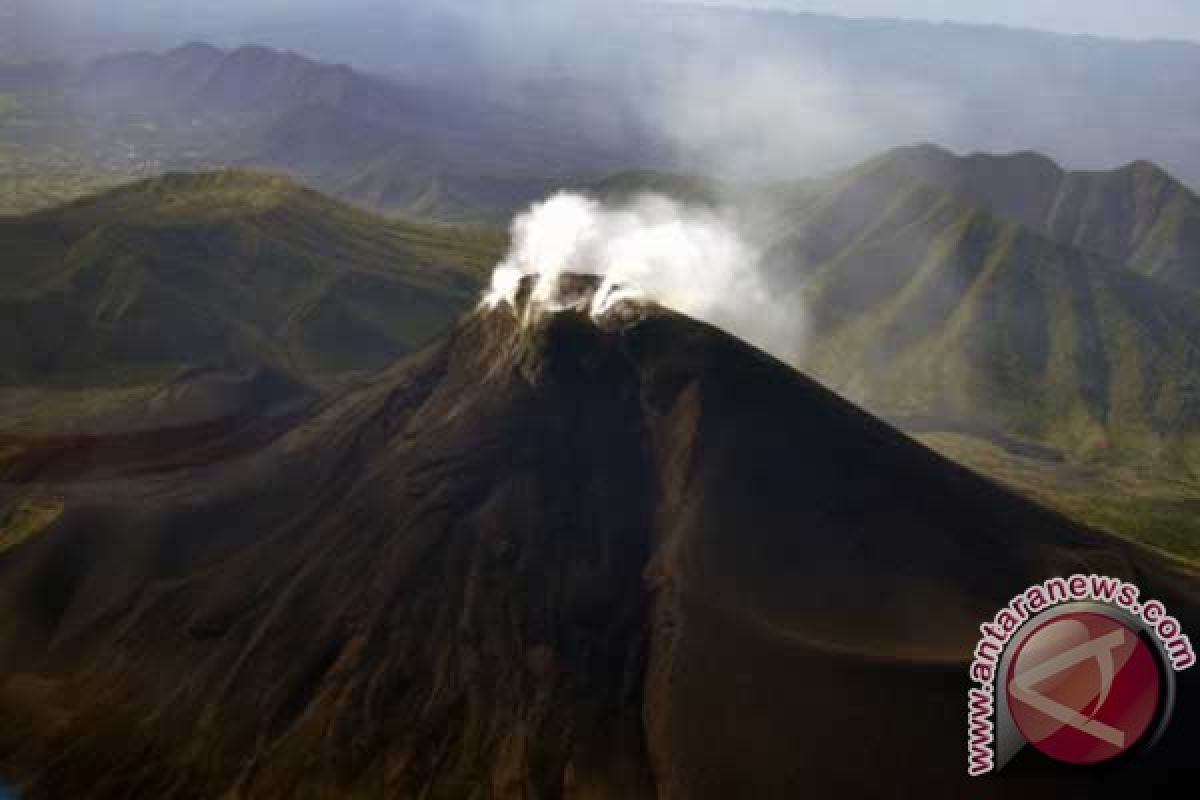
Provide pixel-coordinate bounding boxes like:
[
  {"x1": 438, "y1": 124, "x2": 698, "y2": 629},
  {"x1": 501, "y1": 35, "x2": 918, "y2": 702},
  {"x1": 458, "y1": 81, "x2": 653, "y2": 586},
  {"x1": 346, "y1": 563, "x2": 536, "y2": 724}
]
[{"x1": 1, "y1": 290, "x2": 1198, "y2": 798}]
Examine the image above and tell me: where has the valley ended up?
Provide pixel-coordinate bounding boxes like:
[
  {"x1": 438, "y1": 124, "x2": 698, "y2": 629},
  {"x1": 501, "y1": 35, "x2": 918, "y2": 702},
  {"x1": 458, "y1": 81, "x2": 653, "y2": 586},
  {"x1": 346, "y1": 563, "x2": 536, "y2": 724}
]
[{"x1": 916, "y1": 430, "x2": 1200, "y2": 562}]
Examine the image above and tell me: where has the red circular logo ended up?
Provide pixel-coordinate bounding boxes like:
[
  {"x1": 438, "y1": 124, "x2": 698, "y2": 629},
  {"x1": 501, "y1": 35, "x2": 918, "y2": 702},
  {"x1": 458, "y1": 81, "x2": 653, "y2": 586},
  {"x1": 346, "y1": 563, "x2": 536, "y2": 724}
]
[{"x1": 1006, "y1": 612, "x2": 1162, "y2": 765}]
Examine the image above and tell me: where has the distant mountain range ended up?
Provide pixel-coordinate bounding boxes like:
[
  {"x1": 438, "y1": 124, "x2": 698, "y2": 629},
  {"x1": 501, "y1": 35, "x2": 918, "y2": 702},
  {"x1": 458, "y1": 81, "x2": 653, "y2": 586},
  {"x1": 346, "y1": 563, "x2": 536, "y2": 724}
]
[
  {"x1": 79, "y1": 41, "x2": 524, "y2": 154},
  {"x1": 12, "y1": 3, "x2": 1200, "y2": 186},
  {"x1": 217, "y1": 3, "x2": 1200, "y2": 187},
  {"x1": 0, "y1": 42, "x2": 639, "y2": 220},
  {"x1": 9, "y1": 33, "x2": 1200, "y2": 224}
]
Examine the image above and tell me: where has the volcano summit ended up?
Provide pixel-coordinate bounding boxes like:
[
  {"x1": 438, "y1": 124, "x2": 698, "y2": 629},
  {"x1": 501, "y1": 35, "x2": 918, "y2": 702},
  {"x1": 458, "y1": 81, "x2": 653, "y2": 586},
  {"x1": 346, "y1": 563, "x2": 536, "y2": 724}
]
[{"x1": 1, "y1": 281, "x2": 1198, "y2": 798}]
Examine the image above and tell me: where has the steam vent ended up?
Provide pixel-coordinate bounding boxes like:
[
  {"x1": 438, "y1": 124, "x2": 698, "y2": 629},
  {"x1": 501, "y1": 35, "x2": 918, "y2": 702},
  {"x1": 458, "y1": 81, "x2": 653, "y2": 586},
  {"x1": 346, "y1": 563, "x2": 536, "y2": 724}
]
[
  {"x1": 488, "y1": 271, "x2": 649, "y2": 328},
  {"x1": 2, "y1": 272, "x2": 1199, "y2": 798},
  {"x1": 513, "y1": 272, "x2": 608, "y2": 310}
]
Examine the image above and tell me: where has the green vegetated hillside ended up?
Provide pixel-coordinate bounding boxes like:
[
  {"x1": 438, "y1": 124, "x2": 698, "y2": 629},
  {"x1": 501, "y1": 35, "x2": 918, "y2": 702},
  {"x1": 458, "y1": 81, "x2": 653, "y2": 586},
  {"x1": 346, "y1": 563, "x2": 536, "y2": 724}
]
[
  {"x1": 746, "y1": 151, "x2": 1200, "y2": 559},
  {"x1": 738, "y1": 153, "x2": 1193, "y2": 455},
  {"x1": 859, "y1": 144, "x2": 1200, "y2": 290},
  {"x1": 769, "y1": 178, "x2": 1200, "y2": 460},
  {"x1": 0, "y1": 170, "x2": 501, "y2": 387},
  {"x1": 332, "y1": 160, "x2": 565, "y2": 224}
]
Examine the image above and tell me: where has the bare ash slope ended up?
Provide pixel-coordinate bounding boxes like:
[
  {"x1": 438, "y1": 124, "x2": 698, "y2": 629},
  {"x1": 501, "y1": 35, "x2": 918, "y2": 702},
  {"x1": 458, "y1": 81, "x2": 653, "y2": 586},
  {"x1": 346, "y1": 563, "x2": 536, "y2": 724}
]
[{"x1": 0, "y1": 286, "x2": 1197, "y2": 798}]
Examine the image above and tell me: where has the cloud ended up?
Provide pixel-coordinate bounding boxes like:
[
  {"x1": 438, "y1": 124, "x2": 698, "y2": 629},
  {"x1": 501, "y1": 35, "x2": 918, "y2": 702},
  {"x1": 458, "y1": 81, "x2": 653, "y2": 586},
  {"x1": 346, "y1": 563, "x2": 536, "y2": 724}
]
[
  {"x1": 643, "y1": 47, "x2": 954, "y2": 177},
  {"x1": 486, "y1": 191, "x2": 807, "y2": 364}
]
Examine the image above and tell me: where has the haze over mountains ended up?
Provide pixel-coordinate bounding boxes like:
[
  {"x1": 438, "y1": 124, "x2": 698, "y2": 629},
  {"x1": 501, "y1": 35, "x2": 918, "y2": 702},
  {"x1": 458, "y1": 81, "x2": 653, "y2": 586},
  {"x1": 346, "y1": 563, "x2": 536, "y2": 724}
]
[
  {"x1": 78, "y1": 42, "x2": 632, "y2": 175},
  {"x1": 9, "y1": 15, "x2": 1200, "y2": 221},
  {"x1": 11, "y1": 1, "x2": 1200, "y2": 186},
  {"x1": 0, "y1": 41, "x2": 630, "y2": 219}
]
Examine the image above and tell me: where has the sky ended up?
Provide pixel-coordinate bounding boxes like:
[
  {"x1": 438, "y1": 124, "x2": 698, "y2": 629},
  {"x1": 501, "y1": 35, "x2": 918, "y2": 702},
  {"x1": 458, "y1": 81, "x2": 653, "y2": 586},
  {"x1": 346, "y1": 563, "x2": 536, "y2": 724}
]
[
  {"x1": 10, "y1": 1, "x2": 1200, "y2": 47},
  {"x1": 715, "y1": 1, "x2": 1200, "y2": 42}
]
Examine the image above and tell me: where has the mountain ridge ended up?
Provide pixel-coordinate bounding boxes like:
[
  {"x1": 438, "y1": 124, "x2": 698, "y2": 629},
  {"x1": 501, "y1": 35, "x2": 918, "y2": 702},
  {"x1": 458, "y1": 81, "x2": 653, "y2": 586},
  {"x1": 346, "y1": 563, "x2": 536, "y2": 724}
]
[
  {"x1": 764, "y1": 162, "x2": 1200, "y2": 470},
  {"x1": 0, "y1": 170, "x2": 497, "y2": 386},
  {"x1": 858, "y1": 144, "x2": 1200, "y2": 289},
  {"x1": 71, "y1": 42, "x2": 633, "y2": 219}
]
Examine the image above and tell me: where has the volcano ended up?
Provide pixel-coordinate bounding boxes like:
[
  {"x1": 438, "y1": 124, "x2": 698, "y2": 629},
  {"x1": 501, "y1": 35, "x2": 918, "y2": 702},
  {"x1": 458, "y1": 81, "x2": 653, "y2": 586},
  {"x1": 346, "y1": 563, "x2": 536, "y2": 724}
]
[{"x1": 1, "y1": 278, "x2": 1197, "y2": 798}]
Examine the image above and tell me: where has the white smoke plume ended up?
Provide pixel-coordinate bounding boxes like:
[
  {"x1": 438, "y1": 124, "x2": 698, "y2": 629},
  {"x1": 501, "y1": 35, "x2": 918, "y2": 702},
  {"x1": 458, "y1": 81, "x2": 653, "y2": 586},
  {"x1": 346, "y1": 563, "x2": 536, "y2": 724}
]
[{"x1": 484, "y1": 192, "x2": 806, "y2": 365}]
